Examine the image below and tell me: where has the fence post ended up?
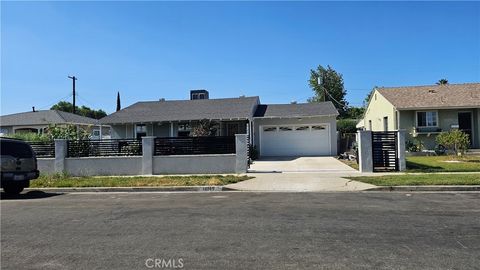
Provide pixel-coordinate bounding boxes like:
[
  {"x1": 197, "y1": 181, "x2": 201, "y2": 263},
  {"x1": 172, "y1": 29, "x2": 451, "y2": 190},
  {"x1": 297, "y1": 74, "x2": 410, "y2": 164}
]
[
  {"x1": 54, "y1": 139, "x2": 67, "y2": 173},
  {"x1": 142, "y1": 136, "x2": 155, "y2": 175},
  {"x1": 235, "y1": 134, "x2": 248, "y2": 174},
  {"x1": 397, "y1": 130, "x2": 406, "y2": 171},
  {"x1": 358, "y1": 131, "x2": 373, "y2": 173}
]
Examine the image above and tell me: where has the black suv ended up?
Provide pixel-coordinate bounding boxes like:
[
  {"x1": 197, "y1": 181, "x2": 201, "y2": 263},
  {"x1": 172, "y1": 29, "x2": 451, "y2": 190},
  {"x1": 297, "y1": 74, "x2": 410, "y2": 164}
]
[{"x1": 1, "y1": 138, "x2": 40, "y2": 194}]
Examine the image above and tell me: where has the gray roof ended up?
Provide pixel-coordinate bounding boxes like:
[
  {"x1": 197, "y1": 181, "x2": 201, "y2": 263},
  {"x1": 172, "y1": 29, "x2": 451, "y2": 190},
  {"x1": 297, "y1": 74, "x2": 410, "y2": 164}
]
[
  {"x1": 99, "y1": 96, "x2": 260, "y2": 124},
  {"x1": 377, "y1": 83, "x2": 480, "y2": 109},
  {"x1": 0, "y1": 110, "x2": 98, "y2": 126},
  {"x1": 254, "y1": 102, "x2": 339, "y2": 118}
]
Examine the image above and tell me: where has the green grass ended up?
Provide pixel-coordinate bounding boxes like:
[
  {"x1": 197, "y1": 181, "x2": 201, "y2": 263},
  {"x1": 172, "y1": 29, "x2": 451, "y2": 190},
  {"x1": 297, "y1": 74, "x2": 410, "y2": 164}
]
[
  {"x1": 30, "y1": 173, "x2": 252, "y2": 188},
  {"x1": 347, "y1": 174, "x2": 480, "y2": 186},
  {"x1": 406, "y1": 155, "x2": 480, "y2": 172}
]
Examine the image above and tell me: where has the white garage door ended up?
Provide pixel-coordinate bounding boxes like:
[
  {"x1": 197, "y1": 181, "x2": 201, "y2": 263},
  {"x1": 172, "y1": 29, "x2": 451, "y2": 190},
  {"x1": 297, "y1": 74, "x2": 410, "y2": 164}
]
[{"x1": 260, "y1": 124, "x2": 331, "y2": 156}]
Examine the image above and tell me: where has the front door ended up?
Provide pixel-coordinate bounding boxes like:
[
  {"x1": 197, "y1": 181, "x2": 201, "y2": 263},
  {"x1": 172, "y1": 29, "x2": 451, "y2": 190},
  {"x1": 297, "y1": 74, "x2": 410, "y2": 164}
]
[{"x1": 458, "y1": 112, "x2": 473, "y2": 146}]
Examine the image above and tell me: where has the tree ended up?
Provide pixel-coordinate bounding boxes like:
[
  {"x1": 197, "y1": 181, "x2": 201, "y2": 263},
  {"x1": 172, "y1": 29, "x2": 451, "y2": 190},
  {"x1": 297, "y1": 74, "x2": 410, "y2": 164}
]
[
  {"x1": 51, "y1": 101, "x2": 107, "y2": 119},
  {"x1": 343, "y1": 107, "x2": 365, "y2": 120},
  {"x1": 191, "y1": 119, "x2": 218, "y2": 137},
  {"x1": 308, "y1": 65, "x2": 348, "y2": 115},
  {"x1": 116, "y1": 92, "x2": 121, "y2": 112},
  {"x1": 436, "y1": 79, "x2": 449, "y2": 85}
]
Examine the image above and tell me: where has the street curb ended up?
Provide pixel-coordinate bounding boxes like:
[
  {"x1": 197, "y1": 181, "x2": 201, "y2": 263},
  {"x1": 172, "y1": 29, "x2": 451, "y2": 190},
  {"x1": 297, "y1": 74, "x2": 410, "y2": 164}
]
[
  {"x1": 25, "y1": 186, "x2": 230, "y2": 193},
  {"x1": 366, "y1": 185, "x2": 480, "y2": 192}
]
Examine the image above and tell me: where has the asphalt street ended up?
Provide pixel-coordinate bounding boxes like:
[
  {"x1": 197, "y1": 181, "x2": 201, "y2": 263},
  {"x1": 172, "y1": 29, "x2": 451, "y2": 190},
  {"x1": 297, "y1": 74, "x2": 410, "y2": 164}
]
[{"x1": 1, "y1": 191, "x2": 479, "y2": 270}]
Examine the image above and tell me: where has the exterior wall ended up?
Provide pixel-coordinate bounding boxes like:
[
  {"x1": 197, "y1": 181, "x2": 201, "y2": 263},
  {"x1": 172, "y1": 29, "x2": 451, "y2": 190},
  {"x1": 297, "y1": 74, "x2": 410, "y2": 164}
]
[
  {"x1": 400, "y1": 108, "x2": 480, "y2": 149},
  {"x1": 153, "y1": 154, "x2": 236, "y2": 174},
  {"x1": 362, "y1": 90, "x2": 397, "y2": 131},
  {"x1": 37, "y1": 158, "x2": 55, "y2": 174},
  {"x1": 253, "y1": 115, "x2": 338, "y2": 156},
  {"x1": 65, "y1": 157, "x2": 143, "y2": 176}
]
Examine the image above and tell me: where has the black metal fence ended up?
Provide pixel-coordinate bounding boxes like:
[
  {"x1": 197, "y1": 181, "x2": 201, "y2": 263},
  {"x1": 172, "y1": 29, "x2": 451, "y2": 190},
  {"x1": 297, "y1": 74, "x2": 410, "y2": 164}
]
[
  {"x1": 154, "y1": 136, "x2": 236, "y2": 156},
  {"x1": 372, "y1": 131, "x2": 398, "y2": 172},
  {"x1": 67, "y1": 139, "x2": 142, "y2": 157},
  {"x1": 27, "y1": 141, "x2": 55, "y2": 158}
]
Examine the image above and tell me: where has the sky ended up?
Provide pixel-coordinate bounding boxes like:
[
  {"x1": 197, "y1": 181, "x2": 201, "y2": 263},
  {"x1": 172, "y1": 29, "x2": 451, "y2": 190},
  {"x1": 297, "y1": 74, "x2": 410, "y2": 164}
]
[{"x1": 1, "y1": 1, "x2": 479, "y2": 115}]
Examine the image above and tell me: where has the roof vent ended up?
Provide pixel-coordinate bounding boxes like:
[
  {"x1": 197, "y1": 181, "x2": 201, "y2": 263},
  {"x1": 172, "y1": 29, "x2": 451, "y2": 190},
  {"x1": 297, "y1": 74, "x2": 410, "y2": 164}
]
[
  {"x1": 239, "y1": 95, "x2": 245, "y2": 98},
  {"x1": 291, "y1": 100, "x2": 297, "y2": 104},
  {"x1": 428, "y1": 89, "x2": 437, "y2": 93},
  {"x1": 159, "y1": 98, "x2": 166, "y2": 102}
]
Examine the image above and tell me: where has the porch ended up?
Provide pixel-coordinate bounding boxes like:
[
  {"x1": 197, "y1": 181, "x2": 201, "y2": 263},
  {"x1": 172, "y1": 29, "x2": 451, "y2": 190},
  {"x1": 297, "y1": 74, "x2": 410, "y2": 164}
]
[{"x1": 110, "y1": 120, "x2": 249, "y2": 139}]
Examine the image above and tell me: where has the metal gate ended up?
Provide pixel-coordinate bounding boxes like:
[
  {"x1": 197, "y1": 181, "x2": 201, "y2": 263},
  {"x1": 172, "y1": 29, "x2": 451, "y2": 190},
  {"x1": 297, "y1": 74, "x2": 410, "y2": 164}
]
[{"x1": 372, "y1": 131, "x2": 398, "y2": 172}]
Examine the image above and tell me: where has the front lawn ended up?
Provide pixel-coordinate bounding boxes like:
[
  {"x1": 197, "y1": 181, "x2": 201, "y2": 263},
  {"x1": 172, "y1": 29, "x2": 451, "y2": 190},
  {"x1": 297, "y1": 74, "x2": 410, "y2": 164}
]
[
  {"x1": 347, "y1": 174, "x2": 480, "y2": 186},
  {"x1": 407, "y1": 155, "x2": 480, "y2": 172},
  {"x1": 30, "y1": 174, "x2": 252, "y2": 188}
]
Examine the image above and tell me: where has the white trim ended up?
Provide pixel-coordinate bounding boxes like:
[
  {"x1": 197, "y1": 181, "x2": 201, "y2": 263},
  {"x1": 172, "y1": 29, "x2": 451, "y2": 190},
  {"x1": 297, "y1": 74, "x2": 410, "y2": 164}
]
[
  {"x1": 259, "y1": 123, "x2": 332, "y2": 156},
  {"x1": 415, "y1": 110, "x2": 439, "y2": 128}
]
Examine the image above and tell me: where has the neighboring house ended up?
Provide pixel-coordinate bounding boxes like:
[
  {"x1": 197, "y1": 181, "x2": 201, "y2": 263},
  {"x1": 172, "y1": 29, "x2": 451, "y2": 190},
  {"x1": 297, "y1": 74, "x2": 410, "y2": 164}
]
[
  {"x1": 358, "y1": 83, "x2": 480, "y2": 149},
  {"x1": 99, "y1": 90, "x2": 339, "y2": 157},
  {"x1": 0, "y1": 109, "x2": 110, "y2": 139}
]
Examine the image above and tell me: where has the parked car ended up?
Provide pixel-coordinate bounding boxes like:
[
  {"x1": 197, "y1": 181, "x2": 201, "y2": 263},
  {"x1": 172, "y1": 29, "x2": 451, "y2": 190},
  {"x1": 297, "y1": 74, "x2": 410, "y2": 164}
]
[{"x1": 0, "y1": 138, "x2": 39, "y2": 195}]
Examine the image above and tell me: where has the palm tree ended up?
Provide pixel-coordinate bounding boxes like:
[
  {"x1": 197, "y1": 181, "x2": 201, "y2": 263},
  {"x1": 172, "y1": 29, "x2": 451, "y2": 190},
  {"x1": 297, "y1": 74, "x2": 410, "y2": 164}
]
[{"x1": 436, "y1": 79, "x2": 448, "y2": 85}]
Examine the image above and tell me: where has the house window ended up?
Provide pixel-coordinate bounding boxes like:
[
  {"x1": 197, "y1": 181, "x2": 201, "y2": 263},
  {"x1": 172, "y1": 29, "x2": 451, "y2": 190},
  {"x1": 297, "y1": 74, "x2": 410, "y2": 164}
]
[
  {"x1": 135, "y1": 124, "x2": 147, "y2": 139},
  {"x1": 417, "y1": 111, "x2": 438, "y2": 127},
  {"x1": 383, "y1": 117, "x2": 388, "y2": 131},
  {"x1": 368, "y1": 120, "x2": 372, "y2": 130},
  {"x1": 295, "y1": 126, "x2": 309, "y2": 131},
  {"x1": 312, "y1": 125, "x2": 326, "y2": 130},
  {"x1": 279, "y1": 126, "x2": 293, "y2": 131}
]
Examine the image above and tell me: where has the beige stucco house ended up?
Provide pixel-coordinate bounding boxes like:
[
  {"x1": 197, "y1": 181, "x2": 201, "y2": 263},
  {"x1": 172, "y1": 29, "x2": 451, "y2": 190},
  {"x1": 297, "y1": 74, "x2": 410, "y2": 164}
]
[{"x1": 357, "y1": 83, "x2": 480, "y2": 149}]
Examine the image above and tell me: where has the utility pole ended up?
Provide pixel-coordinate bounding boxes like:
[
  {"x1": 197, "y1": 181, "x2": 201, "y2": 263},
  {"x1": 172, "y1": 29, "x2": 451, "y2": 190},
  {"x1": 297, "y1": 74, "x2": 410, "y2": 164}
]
[
  {"x1": 318, "y1": 76, "x2": 327, "y2": 102},
  {"x1": 68, "y1": 75, "x2": 77, "y2": 114}
]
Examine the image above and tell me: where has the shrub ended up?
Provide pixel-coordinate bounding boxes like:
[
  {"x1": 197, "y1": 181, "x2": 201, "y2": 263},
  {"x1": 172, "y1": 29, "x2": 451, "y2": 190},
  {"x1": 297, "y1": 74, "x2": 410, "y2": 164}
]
[
  {"x1": 5, "y1": 132, "x2": 51, "y2": 142},
  {"x1": 337, "y1": 119, "x2": 357, "y2": 135},
  {"x1": 436, "y1": 130, "x2": 470, "y2": 156}
]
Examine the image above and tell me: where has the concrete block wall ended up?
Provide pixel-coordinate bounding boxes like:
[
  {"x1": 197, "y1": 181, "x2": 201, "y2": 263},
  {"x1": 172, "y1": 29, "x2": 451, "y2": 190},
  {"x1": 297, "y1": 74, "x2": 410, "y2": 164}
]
[{"x1": 37, "y1": 135, "x2": 248, "y2": 176}]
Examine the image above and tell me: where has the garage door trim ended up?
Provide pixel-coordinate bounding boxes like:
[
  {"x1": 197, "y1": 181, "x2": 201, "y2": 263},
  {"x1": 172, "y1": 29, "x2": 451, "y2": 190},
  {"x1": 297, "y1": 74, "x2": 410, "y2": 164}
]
[{"x1": 259, "y1": 123, "x2": 331, "y2": 156}]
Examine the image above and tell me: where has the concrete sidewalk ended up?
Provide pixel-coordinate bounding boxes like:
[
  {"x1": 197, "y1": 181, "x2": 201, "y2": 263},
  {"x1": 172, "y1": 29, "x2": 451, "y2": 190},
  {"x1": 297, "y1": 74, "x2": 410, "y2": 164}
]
[{"x1": 226, "y1": 171, "x2": 376, "y2": 192}]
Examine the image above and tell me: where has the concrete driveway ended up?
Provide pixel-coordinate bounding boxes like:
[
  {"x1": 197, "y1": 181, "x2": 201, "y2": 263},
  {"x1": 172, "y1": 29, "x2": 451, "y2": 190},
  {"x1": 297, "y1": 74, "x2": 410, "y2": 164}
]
[
  {"x1": 248, "y1": 156, "x2": 357, "y2": 173},
  {"x1": 226, "y1": 156, "x2": 374, "y2": 192}
]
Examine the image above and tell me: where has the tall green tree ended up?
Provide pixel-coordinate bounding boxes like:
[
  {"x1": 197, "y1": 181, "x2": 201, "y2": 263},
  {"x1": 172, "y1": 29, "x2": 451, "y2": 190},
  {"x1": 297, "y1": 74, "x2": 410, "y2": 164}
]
[
  {"x1": 436, "y1": 79, "x2": 449, "y2": 85},
  {"x1": 308, "y1": 65, "x2": 348, "y2": 114},
  {"x1": 51, "y1": 101, "x2": 107, "y2": 119},
  {"x1": 116, "y1": 92, "x2": 121, "y2": 112}
]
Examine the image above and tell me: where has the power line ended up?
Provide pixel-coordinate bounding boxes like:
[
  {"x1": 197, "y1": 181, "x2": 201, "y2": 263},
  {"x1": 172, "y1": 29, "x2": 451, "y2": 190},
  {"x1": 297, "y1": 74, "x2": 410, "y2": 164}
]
[{"x1": 38, "y1": 93, "x2": 73, "y2": 110}]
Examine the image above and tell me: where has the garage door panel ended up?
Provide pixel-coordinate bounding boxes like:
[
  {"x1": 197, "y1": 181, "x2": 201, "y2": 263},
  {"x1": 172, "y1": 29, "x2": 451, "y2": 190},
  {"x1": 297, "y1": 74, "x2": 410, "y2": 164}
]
[{"x1": 260, "y1": 124, "x2": 331, "y2": 156}]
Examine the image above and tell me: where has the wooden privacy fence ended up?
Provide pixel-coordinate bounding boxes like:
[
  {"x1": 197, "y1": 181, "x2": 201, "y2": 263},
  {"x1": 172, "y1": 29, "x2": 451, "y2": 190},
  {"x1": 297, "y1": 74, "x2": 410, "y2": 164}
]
[
  {"x1": 154, "y1": 136, "x2": 236, "y2": 156},
  {"x1": 67, "y1": 139, "x2": 142, "y2": 157},
  {"x1": 27, "y1": 141, "x2": 55, "y2": 158}
]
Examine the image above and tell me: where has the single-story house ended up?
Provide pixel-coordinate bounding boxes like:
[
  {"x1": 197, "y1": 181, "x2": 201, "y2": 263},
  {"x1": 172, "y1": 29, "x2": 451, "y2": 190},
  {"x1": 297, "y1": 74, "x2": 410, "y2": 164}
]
[
  {"x1": 0, "y1": 109, "x2": 110, "y2": 139},
  {"x1": 99, "y1": 90, "x2": 339, "y2": 157},
  {"x1": 357, "y1": 83, "x2": 480, "y2": 149}
]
